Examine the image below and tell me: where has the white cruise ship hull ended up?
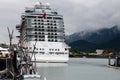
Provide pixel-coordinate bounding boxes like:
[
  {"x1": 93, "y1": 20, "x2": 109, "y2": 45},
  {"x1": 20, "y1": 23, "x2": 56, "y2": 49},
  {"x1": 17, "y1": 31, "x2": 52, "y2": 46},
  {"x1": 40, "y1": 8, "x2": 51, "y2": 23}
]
[
  {"x1": 32, "y1": 54, "x2": 69, "y2": 63},
  {"x1": 28, "y1": 41, "x2": 70, "y2": 63}
]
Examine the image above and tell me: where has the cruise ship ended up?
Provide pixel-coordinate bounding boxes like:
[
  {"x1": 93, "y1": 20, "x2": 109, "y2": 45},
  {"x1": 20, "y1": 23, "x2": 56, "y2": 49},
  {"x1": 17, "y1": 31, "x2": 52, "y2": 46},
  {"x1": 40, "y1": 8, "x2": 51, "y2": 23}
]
[{"x1": 16, "y1": 2, "x2": 70, "y2": 62}]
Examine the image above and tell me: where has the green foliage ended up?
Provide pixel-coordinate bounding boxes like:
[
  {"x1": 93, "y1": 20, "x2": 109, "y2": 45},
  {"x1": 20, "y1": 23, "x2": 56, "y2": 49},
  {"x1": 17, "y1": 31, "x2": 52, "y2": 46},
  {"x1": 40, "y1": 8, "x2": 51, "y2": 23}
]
[
  {"x1": 0, "y1": 43, "x2": 8, "y2": 48},
  {"x1": 70, "y1": 48, "x2": 81, "y2": 55}
]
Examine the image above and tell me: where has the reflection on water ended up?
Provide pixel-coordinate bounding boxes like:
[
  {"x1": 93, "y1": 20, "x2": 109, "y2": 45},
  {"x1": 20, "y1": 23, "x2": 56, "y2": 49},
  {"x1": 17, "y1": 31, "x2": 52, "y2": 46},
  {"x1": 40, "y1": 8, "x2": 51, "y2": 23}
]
[
  {"x1": 37, "y1": 58, "x2": 120, "y2": 80},
  {"x1": 37, "y1": 63, "x2": 68, "y2": 67}
]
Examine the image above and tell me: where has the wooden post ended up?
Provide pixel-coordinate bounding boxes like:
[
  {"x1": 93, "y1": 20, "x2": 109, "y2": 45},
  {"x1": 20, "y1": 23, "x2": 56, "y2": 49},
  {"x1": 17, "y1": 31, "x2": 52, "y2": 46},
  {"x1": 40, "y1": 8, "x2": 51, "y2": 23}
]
[{"x1": 108, "y1": 54, "x2": 111, "y2": 65}]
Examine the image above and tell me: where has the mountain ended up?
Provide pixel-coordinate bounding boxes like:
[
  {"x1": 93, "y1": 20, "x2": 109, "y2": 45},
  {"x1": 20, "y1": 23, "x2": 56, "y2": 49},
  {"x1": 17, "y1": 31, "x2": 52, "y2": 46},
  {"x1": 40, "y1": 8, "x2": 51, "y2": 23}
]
[
  {"x1": 66, "y1": 25, "x2": 120, "y2": 44},
  {"x1": 66, "y1": 25, "x2": 120, "y2": 52},
  {"x1": 69, "y1": 40, "x2": 97, "y2": 52},
  {"x1": 98, "y1": 37, "x2": 120, "y2": 51}
]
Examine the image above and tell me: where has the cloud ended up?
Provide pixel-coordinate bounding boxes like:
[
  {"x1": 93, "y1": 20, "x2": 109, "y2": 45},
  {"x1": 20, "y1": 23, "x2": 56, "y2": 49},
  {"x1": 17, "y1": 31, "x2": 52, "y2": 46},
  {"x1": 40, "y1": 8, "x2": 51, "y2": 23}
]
[
  {"x1": 0, "y1": 0, "x2": 120, "y2": 43},
  {"x1": 62, "y1": 0, "x2": 120, "y2": 33}
]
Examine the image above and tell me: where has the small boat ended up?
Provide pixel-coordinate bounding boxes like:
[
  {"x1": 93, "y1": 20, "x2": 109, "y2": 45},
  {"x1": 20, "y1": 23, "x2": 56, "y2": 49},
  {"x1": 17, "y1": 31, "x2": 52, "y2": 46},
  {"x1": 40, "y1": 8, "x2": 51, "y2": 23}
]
[
  {"x1": 23, "y1": 74, "x2": 40, "y2": 80},
  {"x1": 17, "y1": 39, "x2": 41, "y2": 80}
]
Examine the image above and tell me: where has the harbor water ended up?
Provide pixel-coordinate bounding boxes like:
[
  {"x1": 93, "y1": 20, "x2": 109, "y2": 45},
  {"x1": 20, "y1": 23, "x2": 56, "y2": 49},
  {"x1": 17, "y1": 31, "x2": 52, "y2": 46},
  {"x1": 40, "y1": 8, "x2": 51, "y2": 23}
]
[{"x1": 37, "y1": 58, "x2": 120, "y2": 80}]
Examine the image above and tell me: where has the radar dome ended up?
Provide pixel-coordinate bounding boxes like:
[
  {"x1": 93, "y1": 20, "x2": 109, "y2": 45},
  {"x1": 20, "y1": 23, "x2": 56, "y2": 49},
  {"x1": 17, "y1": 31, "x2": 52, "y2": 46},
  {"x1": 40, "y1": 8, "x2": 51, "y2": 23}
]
[{"x1": 46, "y1": 3, "x2": 50, "y2": 6}]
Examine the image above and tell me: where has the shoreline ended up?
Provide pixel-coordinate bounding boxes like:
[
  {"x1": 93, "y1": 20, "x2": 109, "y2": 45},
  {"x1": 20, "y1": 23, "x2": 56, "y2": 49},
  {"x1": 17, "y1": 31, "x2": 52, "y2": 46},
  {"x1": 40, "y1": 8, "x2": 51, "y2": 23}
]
[
  {"x1": 107, "y1": 65, "x2": 120, "y2": 69},
  {"x1": 69, "y1": 54, "x2": 115, "y2": 59}
]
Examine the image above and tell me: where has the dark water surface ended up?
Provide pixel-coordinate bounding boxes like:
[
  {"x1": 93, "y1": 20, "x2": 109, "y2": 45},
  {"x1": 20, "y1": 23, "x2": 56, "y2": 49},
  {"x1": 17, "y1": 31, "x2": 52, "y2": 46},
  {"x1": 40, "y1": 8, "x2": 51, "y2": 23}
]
[{"x1": 37, "y1": 58, "x2": 120, "y2": 80}]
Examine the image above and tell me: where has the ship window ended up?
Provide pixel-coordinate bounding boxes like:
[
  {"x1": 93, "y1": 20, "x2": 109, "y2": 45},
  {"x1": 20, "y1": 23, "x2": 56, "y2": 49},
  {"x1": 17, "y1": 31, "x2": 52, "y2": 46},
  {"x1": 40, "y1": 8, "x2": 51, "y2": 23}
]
[
  {"x1": 38, "y1": 16, "x2": 42, "y2": 18},
  {"x1": 51, "y1": 36, "x2": 53, "y2": 38},
  {"x1": 55, "y1": 40, "x2": 57, "y2": 42},
  {"x1": 52, "y1": 39, "x2": 54, "y2": 42},
  {"x1": 65, "y1": 48, "x2": 67, "y2": 51},
  {"x1": 47, "y1": 17, "x2": 52, "y2": 19},
  {"x1": 26, "y1": 16, "x2": 36, "y2": 18},
  {"x1": 41, "y1": 36, "x2": 44, "y2": 38},
  {"x1": 41, "y1": 20, "x2": 44, "y2": 22},
  {"x1": 53, "y1": 17, "x2": 62, "y2": 19}
]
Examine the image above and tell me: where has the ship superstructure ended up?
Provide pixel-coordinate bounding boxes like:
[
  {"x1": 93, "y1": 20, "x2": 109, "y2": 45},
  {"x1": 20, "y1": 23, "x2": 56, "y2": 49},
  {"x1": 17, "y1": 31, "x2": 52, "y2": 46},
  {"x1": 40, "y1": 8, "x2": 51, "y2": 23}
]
[{"x1": 16, "y1": 2, "x2": 70, "y2": 62}]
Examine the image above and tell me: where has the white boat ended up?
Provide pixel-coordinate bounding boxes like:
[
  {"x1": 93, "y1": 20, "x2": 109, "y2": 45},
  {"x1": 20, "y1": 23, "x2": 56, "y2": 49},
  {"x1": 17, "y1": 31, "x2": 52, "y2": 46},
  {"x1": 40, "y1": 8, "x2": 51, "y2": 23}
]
[
  {"x1": 0, "y1": 47, "x2": 9, "y2": 57},
  {"x1": 23, "y1": 74, "x2": 41, "y2": 80},
  {"x1": 16, "y1": 2, "x2": 70, "y2": 63}
]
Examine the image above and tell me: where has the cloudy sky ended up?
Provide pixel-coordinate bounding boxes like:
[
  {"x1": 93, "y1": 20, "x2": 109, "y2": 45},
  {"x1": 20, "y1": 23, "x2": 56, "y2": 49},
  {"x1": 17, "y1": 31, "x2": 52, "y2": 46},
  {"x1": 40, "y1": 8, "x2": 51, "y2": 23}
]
[{"x1": 0, "y1": 0, "x2": 120, "y2": 43}]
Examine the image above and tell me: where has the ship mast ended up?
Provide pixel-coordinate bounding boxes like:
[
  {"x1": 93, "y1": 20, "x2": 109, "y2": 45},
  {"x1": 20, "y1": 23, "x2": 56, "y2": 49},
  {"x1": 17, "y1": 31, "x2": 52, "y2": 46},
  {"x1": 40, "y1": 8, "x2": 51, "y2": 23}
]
[
  {"x1": 7, "y1": 27, "x2": 17, "y2": 79},
  {"x1": 7, "y1": 27, "x2": 14, "y2": 51}
]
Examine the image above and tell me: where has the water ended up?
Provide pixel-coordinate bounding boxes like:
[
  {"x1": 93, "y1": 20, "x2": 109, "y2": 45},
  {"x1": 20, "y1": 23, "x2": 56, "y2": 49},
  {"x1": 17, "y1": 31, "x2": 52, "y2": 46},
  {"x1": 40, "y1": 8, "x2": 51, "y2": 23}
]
[{"x1": 37, "y1": 58, "x2": 120, "y2": 80}]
